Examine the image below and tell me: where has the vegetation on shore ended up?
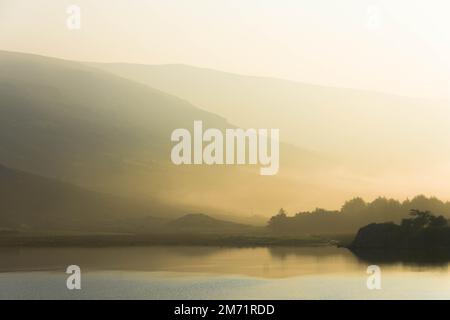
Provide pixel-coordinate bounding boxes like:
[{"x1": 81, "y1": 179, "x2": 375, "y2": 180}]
[
  {"x1": 267, "y1": 195, "x2": 450, "y2": 234},
  {"x1": 0, "y1": 232, "x2": 331, "y2": 248},
  {"x1": 349, "y1": 209, "x2": 449, "y2": 249}
]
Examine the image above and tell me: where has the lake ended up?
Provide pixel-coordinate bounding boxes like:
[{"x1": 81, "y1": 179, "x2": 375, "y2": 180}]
[{"x1": 0, "y1": 246, "x2": 450, "y2": 299}]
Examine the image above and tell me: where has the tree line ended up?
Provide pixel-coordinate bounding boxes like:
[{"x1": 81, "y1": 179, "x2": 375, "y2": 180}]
[{"x1": 268, "y1": 195, "x2": 450, "y2": 234}]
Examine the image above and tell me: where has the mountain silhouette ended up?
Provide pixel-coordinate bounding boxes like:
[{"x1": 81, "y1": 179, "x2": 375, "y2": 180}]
[
  {"x1": 0, "y1": 163, "x2": 171, "y2": 232},
  {"x1": 165, "y1": 213, "x2": 252, "y2": 233},
  {"x1": 92, "y1": 62, "x2": 450, "y2": 178},
  {"x1": 0, "y1": 50, "x2": 334, "y2": 217}
]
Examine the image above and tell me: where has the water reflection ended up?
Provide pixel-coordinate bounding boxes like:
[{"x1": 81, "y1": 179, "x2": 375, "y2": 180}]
[
  {"x1": 0, "y1": 246, "x2": 361, "y2": 278},
  {"x1": 349, "y1": 248, "x2": 450, "y2": 268},
  {"x1": 0, "y1": 246, "x2": 449, "y2": 278}
]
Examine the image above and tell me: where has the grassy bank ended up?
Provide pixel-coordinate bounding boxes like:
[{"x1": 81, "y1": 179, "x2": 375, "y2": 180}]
[{"x1": 0, "y1": 232, "x2": 346, "y2": 248}]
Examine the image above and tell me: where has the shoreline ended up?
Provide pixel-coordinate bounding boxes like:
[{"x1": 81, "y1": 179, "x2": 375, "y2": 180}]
[{"x1": 0, "y1": 233, "x2": 336, "y2": 248}]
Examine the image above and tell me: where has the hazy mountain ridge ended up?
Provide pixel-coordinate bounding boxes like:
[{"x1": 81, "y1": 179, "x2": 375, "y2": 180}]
[
  {"x1": 90, "y1": 62, "x2": 450, "y2": 208},
  {"x1": 0, "y1": 162, "x2": 259, "y2": 234},
  {"x1": 3, "y1": 50, "x2": 450, "y2": 227},
  {"x1": 165, "y1": 213, "x2": 254, "y2": 233},
  {"x1": 92, "y1": 62, "x2": 450, "y2": 171},
  {"x1": 0, "y1": 163, "x2": 175, "y2": 232},
  {"x1": 0, "y1": 51, "x2": 338, "y2": 217}
]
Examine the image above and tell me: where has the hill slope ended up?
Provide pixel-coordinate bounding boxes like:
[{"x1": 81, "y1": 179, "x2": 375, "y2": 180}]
[
  {"x1": 89, "y1": 62, "x2": 450, "y2": 207},
  {"x1": 92, "y1": 63, "x2": 450, "y2": 172},
  {"x1": 0, "y1": 164, "x2": 170, "y2": 232},
  {"x1": 164, "y1": 213, "x2": 253, "y2": 233},
  {"x1": 0, "y1": 51, "x2": 336, "y2": 217}
]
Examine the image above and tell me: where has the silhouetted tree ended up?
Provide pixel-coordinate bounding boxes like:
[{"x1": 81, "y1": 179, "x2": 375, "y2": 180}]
[
  {"x1": 429, "y1": 215, "x2": 448, "y2": 228},
  {"x1": 401, "y1": 209, "x2": 448, "y2": 229},
  {"x1": 266, "y1": 196, "x2": 450, "y2": 234},
  {"x1": 267, "y1": 208, "x2": 288, "y2": 230},
  {"x1": 409, "y1": 209, "x2": 433, "y2": 228},
  {"x1": 341, "y1": 197, "x2": 366, "y2": 215}
]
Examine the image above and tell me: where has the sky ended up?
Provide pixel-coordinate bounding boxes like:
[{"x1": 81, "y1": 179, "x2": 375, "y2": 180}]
[{"x1": 1, "y1": 0, "x2": 450, "y2": 99}]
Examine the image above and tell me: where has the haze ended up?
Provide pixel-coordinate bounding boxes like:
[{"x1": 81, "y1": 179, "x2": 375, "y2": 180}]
[
  {"x1": 1, "y1": 1, "x2": 450, "y2": 215},
  {"x1": 1, "y1": 0, "x2": 450, "y2": 99}
]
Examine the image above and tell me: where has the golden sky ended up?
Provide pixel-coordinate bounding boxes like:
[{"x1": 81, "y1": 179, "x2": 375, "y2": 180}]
[{"x1": 1, "y1": 0, "x2": 450, "y2": 99}]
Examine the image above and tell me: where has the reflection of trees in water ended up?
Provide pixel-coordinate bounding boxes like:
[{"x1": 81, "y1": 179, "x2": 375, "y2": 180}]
[
  {"x1": 268, "y1": 246, "x2": 355, "y2": 261},
  {"x1": 160, "y1": 246, "x2": 223, "y2": 258},
  {"x1": 349, "y1": 248, "x2": 450, "y2": 268}
]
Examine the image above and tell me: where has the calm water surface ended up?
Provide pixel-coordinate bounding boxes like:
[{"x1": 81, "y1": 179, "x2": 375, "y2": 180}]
[{"x1": 0, "y1": 246, "x2": 449, "y2": 299}]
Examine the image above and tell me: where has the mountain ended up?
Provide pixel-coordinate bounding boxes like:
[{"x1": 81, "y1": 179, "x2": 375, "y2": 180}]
[
  {"x1": 0, "y1": 51, "x2": 224, "y2": 194},
  {"x1": 90, "y1": 63, "x2": 450, "y2": 195},
  {"x1": 0, "y1": 163, "x2": 170, "y2": 232},
  {"x1": 0, "y1": 51, "x2": 337, "y2": 217},
  {"x1": 164, "y1": 213, "x2": 254, "y2": 233},
  {"x1": 8, "y1": 51, "x2": 449, "y2": 222}
]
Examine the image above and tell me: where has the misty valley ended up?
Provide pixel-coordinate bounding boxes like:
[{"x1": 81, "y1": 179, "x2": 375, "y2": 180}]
[{"x1": 1, "y1": 48, "x2": 450, "y2": 300}]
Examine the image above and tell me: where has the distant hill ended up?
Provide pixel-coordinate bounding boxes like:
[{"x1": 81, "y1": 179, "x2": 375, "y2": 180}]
[
  {"x1": 91, "y1": 62, "x2": 450, "y2": 204},
  {"x1": 0, "y1": 162, "x2": 263, "y2": 235},
  {"x1": 164, "y1": 213, "x2": 254, "y2": 233},
  {"x1": 0, "y1": 51, "x2": 227, "y2": 199},
  {"x1": 0, "y1": 50, "x2": 337, "y2": 216},
  {"x1": 5, "y1": 51, "x2": 450, "y2": 224},
  {"x1": 90, "y1": 63, "x2": 450, "y2": 168},
  {"x1": 0, "y1": 163, "x2": 170, "y2": 233}
]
